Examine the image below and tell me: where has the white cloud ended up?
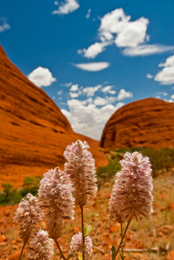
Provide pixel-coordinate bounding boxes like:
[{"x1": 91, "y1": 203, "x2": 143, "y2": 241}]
[
  {"x1": 28, "y1": 67, "x2": 56, "y2": 87},
  {"x1": 0, "y1": 21, "x2": 10, "y2": 33},
  {"x1": 108, "y1": 90, "x2": 116, "y2": 94},
  {"x1": 171, "y1": 94, "x2": 174, "y2": 99},
  {"x1": 114, "y1": 18, "x2": 149, "y2": 48},
  {"x1": 102, "y1": 85, "x2": 112, "y2": 92},
  {"x1": 99, "y1": 8, "x2": 149, "y2": 47},
  {"x1": 158, "y1": 92, "x2": 168, "y2": 96},
  {"x1": 78, "y1": 8, "x2": 174, "y2": 59},
  {"x1": 83, "y1": 85, "x2": 101, "y2": 97},
  {"x1": 155, "y1": 55, "x2": 174, "y2": 85},
  {"x1": 57, "y1": 90, "x2": 62, "y2": 95},
  {"x1": 93, "y1": 97, "x2": 108, "y2": 106},
  {"x1": 101, "y1": 85, "x2": 116, "y2": 95},
  {"x1": 117, "y1": 89, "x2": 133, "y2": 100},
  {"x1": 93, "y1": 96, "x2": 118, "y2": 106},
  {"x1": 70, "y1": 84, "x2": 78, "y2": 91},
  {"x1": 123, "y1": 45, "x2": 174, "y2": 56},
  {"x1": 146, "y1": 73, "x2": 153, "y2": 79},
  {"x1": 52, "y1": 0, "x2": 79, "y2": 15},
  {"x1": 61, "y1": 99, "x2": 124, "y2": 140},
  {"x1": 78, "y1": 42, "x2": 109, "y2": 59},
  {"x1": 86, "y1": 9, "x2": 91, "y2": 19},
  {"x1": 78, "y1": 8, "x2": 150, "y2": 58},
  {"x1": 61, "y1": 82, "x2": 72, "y2": 87},
  {"x1": 70, "y1": 92, "x2": 80, "y2": 98},
  {"x1": 159, "y1": 55, "x2": 174, "y2": 67},
  {"x1": 74, "y1": 62, "x2": 110, "y2": 71}
]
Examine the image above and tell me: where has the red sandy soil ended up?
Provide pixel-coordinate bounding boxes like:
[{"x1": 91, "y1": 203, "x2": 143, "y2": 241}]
[
  {"x1": 100, "y1": 98, "x2": 174, "y2": 150},
  {"x1": 0, "y1": 171, "x2": 174, "y2": 260},
  {"x1": 0, "y1": 46, "x2": 108, "y2": 189}
]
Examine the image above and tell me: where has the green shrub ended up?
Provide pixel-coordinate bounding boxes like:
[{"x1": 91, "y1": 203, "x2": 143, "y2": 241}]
[
  {"x1": 0, "y1": 176, "x2": 42, "y2": 205},
  {"x1": 96, "y1": 154, "x2": 121, "y2": 187},
  {"x1": 20, "y1": 176, "x2": 42, "y2": 197},
  {"x1": 114, "y1": 147, "x2": 174, "y2": 177}
]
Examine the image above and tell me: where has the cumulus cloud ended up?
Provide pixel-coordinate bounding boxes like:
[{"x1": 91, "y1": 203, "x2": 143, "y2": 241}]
[
  {"x1": 52, "y1": 0, "x2": 79, "y2": 15},
  {"x1": 93, "y1": 96, "x2": 119, "y2": 106},
  {"x1": 78, "y1": 42, "x2": 110, "y2": 59},
  {"x1": 146, "y1": 73, "x2": 153, "y2": 79},
  {"x1": 102, "y1": 85, "x2": 112, "y2": 92},
  {"x1": 86, "y1": 9, "x2": 91, "y2": 19},
  {"x1": 61, "y1": 99, "x2": 124, "y2": 140},
  {"x1": 83, "y1": 85, "x2": 101, "y2": 97},
  {"x1": 28, "y1": 67, "x2": 56, "y2": 87},
  {"x1": 108, "y1": 90, "x2": 116, "y2": 94},
  {"x1": 78, "y1": 8, "x2": 174, "y2": 59},
  {"x1": 78, "y1": 8, "x2": 150, "y2": 58},
  {"x1": 123, "y1": 45, "x2": 174, "y2": 56},
  {"x1": 70, "y1": 84, "x2": 78, "y2": 91},
  {"x1": 0, "y1": 21, "x2": 10, "y2": 33},
  {"x1": 155, "y1": 55, "x2": 174, "y2": 85},
  {"x1": 98, "y1": 9, "x2": 149, "y2": 48},
  {"x1": 57, "y1": 90, "x2": 62, "y2": 95},
  {"x1": 117, "y1": 89, "x2": 133, "y2": 100},
  {"x1": 73, "y1": 62, "x2": 110, "y2": 71},
  {"x1": 70, "y1": 92, "x2": 80, "y2": 98},
  {"x1": 171, "y1": 94, "x2": 174, "y2": 99}
]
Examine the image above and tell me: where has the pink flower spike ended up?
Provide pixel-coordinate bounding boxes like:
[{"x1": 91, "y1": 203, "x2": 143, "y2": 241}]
[
  {"x1": 109, "y1": 151, "x2": 153, "y2": 223},
  {"x1": 38, "y1": 167, "x2": 75, "y2": 239},
  {"x1": 13, "y1": 193, "x2": 43, "y2": 243},
  {"x1": 70, "y1": 232, "x2": 93, "y2": 260},
  {"x1": 64, "y1": 140, "x2": 98, "y2": 206},
  {"x1": 27, "y1": 229, "x2": 54, "y2": 260}
]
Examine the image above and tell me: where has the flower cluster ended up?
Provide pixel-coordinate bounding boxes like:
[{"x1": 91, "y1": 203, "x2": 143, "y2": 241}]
[
  {"x1": 38, "y1": 167, "x2": 75, "y2": 239},
  {"x1": 64, "y1": 140, "x2": 97, "y2": 207},
  {"x1": 27, "y1": 229, "x2": 54, "y2": 260},
  {"x1": 13, "y1": 193, "x2": 43, "y2": 243},
  {"x1": 70, "y1": 232, "x2": 93, "y2": 260},
  {"x1": 109, "y1": 151, "x2": 153, "y2": 223}
]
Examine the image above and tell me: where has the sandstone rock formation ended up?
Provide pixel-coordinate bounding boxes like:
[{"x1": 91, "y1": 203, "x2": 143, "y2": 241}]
[
  {"x1": 100, "y1": 98, "x2": 174, "y2": 149},
  {"x1": 0, "y1": 46, "x2": 108, "y2": 189}
]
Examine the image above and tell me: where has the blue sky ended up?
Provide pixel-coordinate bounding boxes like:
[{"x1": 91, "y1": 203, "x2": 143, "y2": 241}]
[{"x1": 1, "y1": 0, "x2": 174, "y2": 140}]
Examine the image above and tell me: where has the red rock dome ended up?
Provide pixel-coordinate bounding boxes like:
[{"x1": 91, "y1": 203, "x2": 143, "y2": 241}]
[
  {"x1": 0, "y1": 46, "x2": 108, "y2": 188},
  {"x1": 100, "y1": 98, "x2": 174, "y2": 149}
]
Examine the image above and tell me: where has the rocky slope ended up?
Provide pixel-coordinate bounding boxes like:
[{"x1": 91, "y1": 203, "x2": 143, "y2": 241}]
[
  {"x1": 100, "y1": 98, "x2": 174, "y2": 149},
  {"x1": 0, "y1": 46, "x2": 108, "y2": 189}
]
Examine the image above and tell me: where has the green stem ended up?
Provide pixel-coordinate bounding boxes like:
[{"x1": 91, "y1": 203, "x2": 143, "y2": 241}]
[
  {"x1": 54, "y1": 238, "x2": 67, "y2": 260},
  {"x1": 115, "y1": 216, "x2": 132, "y2": 259},
  {"x1": 18, "y1": 240, "x2": 27, "y2": 260},
  {"x1": 81, "y1": 206, "x2": 85, "y2": 260}
]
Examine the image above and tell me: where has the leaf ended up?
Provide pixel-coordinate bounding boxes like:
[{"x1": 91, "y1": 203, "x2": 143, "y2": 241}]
[
  {"x1": 67, "y1": 254, "x2": 73, "y2": 260},
  {"x1": 77, "y1": 252, "x2": 83, "y2": 260},
  {"x1": 84, "y1": 225, "x2": 92, "y2": 237},
  {"x1": 119, "y1": 252, "x2": 126, "y2": 259},
  {"x1": 112, "y1": 245, "x2": 116, "y2": 260}
]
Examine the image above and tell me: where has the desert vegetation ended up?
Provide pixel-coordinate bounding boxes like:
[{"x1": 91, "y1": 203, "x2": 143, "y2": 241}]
[{"x1": 0, "y1": 142, "x2": 174, "y2": 259}]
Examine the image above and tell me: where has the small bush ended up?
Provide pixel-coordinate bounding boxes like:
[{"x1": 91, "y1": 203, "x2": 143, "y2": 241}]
[
  {"x1": 20, "y1": 176, "x2": 42, "y2": 197},
  {"x1": 114, "y1": 147, "x2": 174, "y2": 177},
  {"x1": 96, "y1": 154, "x2": 121, "y2": 187},
  {"x1": 0, "y1": 176, "x2": 42, "y2": 205}
]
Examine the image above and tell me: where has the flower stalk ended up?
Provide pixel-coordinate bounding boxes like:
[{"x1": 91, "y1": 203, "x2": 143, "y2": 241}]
[{"x1": 81, "y1": 206, "x2": 85, "y2": 260}]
